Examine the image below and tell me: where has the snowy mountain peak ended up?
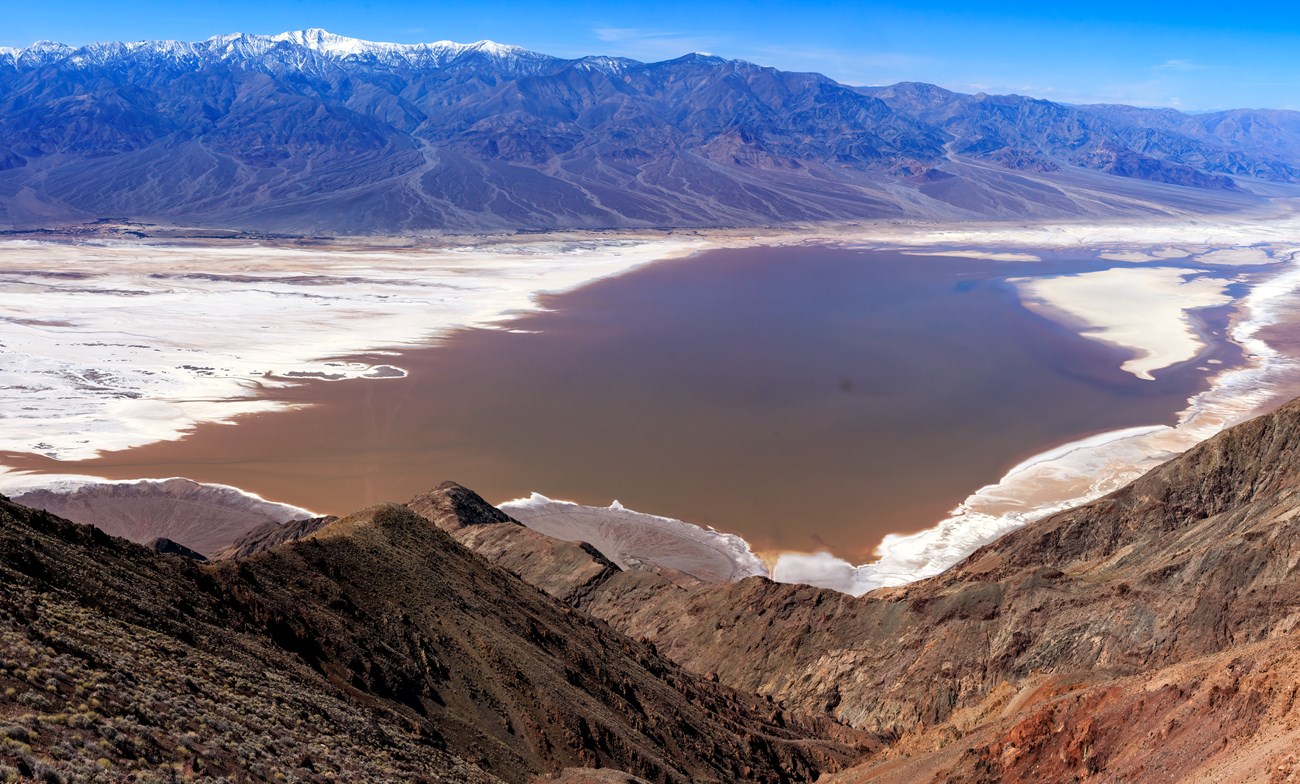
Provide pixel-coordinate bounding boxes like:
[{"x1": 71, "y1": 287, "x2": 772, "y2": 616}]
[
  {"x1": 264, "y1": 28, "x2": 410, "y2": 57},
  {"x1": 13, "y1": 40, "x2": 74, "y2": 67},
  {"x1": 460, "y1": 39, "x2": 526, "y2": 57},
  {"x1": 272, "y1": 28, "x2": 368, "y2": 54},
  {"x1": 19, "y1": 40, "x2": 74, "y2": 56},
  {"x1": 200, "y1": 29, "x2": 534, "y2": 63},
  {"x1": 7, "y1": 29, "x2": 550, "y2": 73}
]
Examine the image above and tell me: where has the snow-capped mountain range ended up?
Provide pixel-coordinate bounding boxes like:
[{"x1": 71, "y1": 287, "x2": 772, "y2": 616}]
[
  {"x1": 0, "y1": 29, "x2": 1298, "y2": 233},
  {"x1": 0, "y1": 28, "x2": 603, "y2": 76}
]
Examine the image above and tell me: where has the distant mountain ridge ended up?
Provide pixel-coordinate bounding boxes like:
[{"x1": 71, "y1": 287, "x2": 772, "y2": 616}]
[
  {"x1": 860, "y1": 82, "x2": 1300, "y2": 184},
  {"x1": 0, "y1": 29, "x2": 1297, "y2": 232}
]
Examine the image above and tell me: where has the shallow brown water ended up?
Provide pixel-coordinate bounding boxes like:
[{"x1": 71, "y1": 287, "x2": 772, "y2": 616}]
[{"x1": 7, "y1": 246, "x2": 1241, "y2": 560}]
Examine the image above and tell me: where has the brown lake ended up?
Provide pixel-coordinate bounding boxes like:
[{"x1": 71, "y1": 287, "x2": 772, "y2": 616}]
[{"x1": 8, "y1": 245, "x2": 1243, "y2": 561}]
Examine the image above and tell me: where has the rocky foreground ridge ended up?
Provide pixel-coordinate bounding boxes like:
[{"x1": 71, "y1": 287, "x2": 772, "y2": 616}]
[
  {"x1": 8, "y1": 398, "x2": 1300, "y2": 780},
  {"x1": 0, "y1": 493, "x2": 867, "y2": 782}
]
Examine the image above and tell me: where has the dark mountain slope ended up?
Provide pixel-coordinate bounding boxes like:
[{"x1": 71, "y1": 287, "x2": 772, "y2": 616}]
[
  {"x1": 0, "y1": 30, "x2": 1294, "y2": 232},
  {"x1": 1088, "y1": 103, "x2": 1300, "y2": 167},
  {"x1": 0, "y1": 494, "x2": 869, "y2": 783},
  {"x1": 0, "y1": 496, "x2": 496, "y2": 783}
]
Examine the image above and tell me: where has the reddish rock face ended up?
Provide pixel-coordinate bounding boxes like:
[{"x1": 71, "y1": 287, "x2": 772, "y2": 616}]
[{"x1": 825, "y1": 637, "x2": 1300, "y2": 783}]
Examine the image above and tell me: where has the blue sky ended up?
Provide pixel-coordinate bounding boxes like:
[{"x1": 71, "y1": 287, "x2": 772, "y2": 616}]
[{"x1": 3, "y1": 1, "x2": 1298, "y2": 110}]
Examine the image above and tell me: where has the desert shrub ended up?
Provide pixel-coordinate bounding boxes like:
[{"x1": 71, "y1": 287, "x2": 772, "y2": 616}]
[
  {"x1": 17, "y1": 689, "x2": 49, "y2": 709},
  {"x1": 16, "y1": 754, "x2": 61, "y2": 784},
  {"x1": 1, "y1": 725, "x2": 30, "y2": 742}
]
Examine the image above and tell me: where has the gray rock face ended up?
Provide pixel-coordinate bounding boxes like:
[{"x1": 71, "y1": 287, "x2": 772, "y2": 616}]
[{"x1": 0, "y1": 30, "x2": 1293, "y2": 232}]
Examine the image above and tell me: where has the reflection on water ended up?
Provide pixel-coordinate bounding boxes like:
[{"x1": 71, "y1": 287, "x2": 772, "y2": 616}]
[{"x1": 12, "y1": 246, "x2": 1240, "y2": 561}]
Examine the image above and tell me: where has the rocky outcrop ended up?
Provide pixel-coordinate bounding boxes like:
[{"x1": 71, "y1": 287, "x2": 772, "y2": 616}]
[
  {"x1": 409, "y1": 484, "x2": 765, "y2": 605},
  {"x1": 408, "y1": 480, "x2": 516, "y2": 531},
  {"x1": 210, "y1": 515, "x2": 336, "y2": 560},
  {"x1": 146, "y1": 536, "x2": 208, "y2": 561},
  {"x1": 408, "y1": 483, "x2": 631, "y2": 605},
  {"x1": 409, "y1": 483, "x2": 755, "y2": 607}
]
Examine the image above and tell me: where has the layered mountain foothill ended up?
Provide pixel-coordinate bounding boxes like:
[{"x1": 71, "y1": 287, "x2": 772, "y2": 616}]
[
  {"x1": 400, "y1": 400, "x2": 1300, "y2": 781},
  {"x1": 1, "y1": 29, "x2": 1298, "y2": 233}
]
